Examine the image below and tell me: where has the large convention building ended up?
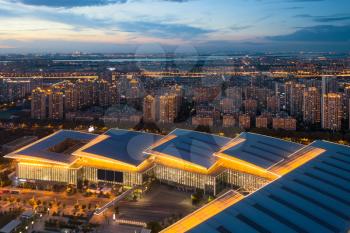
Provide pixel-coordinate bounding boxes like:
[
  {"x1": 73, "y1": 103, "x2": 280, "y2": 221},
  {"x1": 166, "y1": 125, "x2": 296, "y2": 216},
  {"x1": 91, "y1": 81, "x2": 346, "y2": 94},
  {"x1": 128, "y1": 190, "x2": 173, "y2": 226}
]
[
  {"x1": 163, "y1": 140, "x2": 350, "y2": 233},
  {"x1": 5, "y1": 128, "x2": 324, "y2": 196}
]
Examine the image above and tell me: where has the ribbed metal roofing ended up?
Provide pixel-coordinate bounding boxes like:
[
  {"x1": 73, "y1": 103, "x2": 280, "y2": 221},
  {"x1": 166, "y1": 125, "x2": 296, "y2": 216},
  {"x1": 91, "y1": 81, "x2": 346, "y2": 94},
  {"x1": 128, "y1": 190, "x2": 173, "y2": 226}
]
[
  {"x1": 222, "y1": 132, "x2": 304, "y2": 169},
  {"x1": 151, "y1": 129, "x2": 232, "y2": 168},
  {"x1": 82, "y1": 129, "x2": 163, "y2": 166},
  {"x1": 189, "y1": 140, "x2": 350, "y2": 233}
]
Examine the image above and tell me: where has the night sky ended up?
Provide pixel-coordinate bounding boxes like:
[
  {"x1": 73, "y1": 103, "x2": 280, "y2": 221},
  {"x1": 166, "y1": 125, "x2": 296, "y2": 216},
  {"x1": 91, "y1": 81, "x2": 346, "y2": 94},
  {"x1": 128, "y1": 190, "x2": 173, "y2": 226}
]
[{"x1": 0, "y1": 0, "x2": 349, "y2": 53}]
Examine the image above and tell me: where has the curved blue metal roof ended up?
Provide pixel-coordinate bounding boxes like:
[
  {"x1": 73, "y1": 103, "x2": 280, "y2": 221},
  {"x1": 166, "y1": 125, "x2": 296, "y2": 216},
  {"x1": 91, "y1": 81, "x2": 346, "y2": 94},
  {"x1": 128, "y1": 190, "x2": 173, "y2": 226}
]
[
  {"x1": 222, "y1": 132, "x2": 304, "y2": 169},
  {"x1": 12, "y1": 130, "x2": 98, "y2": 164},
  {"x1": 189, "y1": 140, "x2": 350, "y2": 233},
  {"x1": 82, "y1": 129, "x2": 163, "y2": 166},
  {"x1": 151, "y1": 129, "x2": 232, "y2": 168}
]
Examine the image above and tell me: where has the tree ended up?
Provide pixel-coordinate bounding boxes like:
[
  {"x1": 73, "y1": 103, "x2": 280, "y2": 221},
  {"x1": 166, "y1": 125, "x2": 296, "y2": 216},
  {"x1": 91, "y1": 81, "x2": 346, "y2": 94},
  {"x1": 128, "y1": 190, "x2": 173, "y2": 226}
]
[
  {"x1": 114, "y1": 205, "x2": 119, "y2": 215},
  {"x1": 147, "y1": 222, "x2": 162, "y2": 233},
  {"x1": 195, "y1": 125, "x2": 211, "y2": 133},
  {"x1": 29, "y1": 198, "x2": 37, "y2": 208},
  {"x1": 16, "y1": 198, "x2": 20, "y2": 206},
  {"x1": 83, "y1": 179, "x2": 89, "y2": 187},
  {"x1": 77, "y1": 180, "x2": 83, "y2": 191}
]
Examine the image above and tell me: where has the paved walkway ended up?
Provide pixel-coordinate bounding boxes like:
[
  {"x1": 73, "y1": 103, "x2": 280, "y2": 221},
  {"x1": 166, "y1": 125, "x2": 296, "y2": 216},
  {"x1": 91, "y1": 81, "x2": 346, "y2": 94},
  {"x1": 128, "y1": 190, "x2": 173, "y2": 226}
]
[{"x1": 94, "y1": 187, "x2": 138, "y2": 216}]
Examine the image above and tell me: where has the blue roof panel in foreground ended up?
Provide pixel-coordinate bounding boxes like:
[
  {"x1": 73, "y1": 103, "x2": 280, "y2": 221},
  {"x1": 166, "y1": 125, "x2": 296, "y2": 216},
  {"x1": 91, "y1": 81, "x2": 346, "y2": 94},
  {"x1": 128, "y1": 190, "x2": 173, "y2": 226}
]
[
  {"x1": 82, "y1": 129, "x2": 163, "y2": 166},
  {"x1": 189, "y1": 140, "x2": 350, "y2": 233},
  {"x1": 151, "y1": 129, "x2": 231, "y2": 168},
  {"x1": 222, "y1": 132, "x2": 304, "y2": 169},
  {"x1": 13, "y1": 130, "x2": 98, "y2": 164}
]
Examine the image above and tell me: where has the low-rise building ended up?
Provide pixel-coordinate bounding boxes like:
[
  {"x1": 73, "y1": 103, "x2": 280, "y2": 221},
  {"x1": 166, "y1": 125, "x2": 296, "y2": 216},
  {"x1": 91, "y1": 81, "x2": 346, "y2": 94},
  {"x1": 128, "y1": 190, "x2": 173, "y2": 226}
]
[
  {"x1": 255, "y1": 116, "x2": 268, "y2": 128},
  {"x1": 272, "y1": 117, "x2": 297, "y2": 131},
  {"x1": 5, "y1": 128, "x2": 307, "y2": 196},
  {"x1": 222, "y1": 115, "x2": 235, "y2": 127},
  {"x1": 239, "y1": 114, "x2": 251, "y2": 129}
]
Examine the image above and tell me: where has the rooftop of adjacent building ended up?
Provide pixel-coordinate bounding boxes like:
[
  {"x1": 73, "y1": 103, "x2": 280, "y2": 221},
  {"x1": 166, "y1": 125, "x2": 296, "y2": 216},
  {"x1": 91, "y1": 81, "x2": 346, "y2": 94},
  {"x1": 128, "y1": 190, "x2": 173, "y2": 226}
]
[
  {"x1": 220, "y1": 132, "x2": 304, "y2": 170},
  {"x1": 164, "y1": 140, "x2": 350, "y2": 233}
]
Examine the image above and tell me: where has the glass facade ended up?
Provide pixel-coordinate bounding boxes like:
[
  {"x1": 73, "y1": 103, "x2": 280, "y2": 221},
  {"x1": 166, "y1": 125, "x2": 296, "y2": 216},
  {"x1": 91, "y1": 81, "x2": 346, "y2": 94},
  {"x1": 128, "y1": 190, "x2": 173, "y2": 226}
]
[
  {"x1": 17, "y1": 162, "x2": 268, "y2": 195},
  {"x1": 17, "y1": 160, "x2": 270, "y2": 196},
  {"x1": 97, "y1": 169, "x2": 124, "y2": 183},
  {"x1": 17, "y1": 163, "x2": 78, "y2": 184},
  {"x1": 218, "y1": 169, "x2": 270, "y2": 193},
  {"x1": 151, "y1": 164, "x2": 216, "y2": 194},
  {"x1": 80, "y1": 166, "x2": 142, "y2": 186}
]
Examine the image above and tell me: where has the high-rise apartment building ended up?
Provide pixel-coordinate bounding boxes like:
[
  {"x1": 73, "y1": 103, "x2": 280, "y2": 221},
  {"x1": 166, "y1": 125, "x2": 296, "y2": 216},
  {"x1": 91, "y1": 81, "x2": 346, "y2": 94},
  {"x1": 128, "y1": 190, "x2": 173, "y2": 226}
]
[
  {"x1": 97, "y1": 80, "x2": 111, "y2": 107},
  {"x1": 322, "y1": 76, "x2": 338, "y2": 95},
  {"x1": 159, "y1": 94, "x2": 178, "y2": 124},
  {"x1": 220, "y1": 98, "x2": 234, "y2": 114},
  {"x1": 226, "y1": 87, "x2": 242, "y2": 111},
  {"x1": 31, "y1": 88, "x2": 47, "y2": 120},
  {"x1": 266, "y1": 95, "x2": 280, "y2": 114},
  {"x1": 303, "y1": 87, "x2": 321, "y2": 125},
  {"x1": 289, "y1": 83, "x2": 305, "y2": 117},
  {"x1": 244, "y1": 99, "x2": 258, "y2": 115},
  {"x1": 143, "y1": 95, "x2": 157, "y2": 122},
  {"x1": 48, "y1": 90, "x2": 64, "y2": 120},
  {"x1": 321, "y1": 76, "x2": 338, "y2": 124},
  {"x1": 322, "y1": 93, "x2": 342, "y2": 130},
  {"x1": 63, "y1": 82, "x2": 78, "y2": 112}
]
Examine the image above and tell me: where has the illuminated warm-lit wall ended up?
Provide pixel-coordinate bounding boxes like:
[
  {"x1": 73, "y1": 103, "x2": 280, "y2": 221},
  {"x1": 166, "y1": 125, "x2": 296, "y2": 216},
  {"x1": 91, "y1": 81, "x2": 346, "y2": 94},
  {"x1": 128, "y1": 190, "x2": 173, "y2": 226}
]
[
  {"x1": 150, "y1": 152, "x2": 208, "y2": 175},
  {"x1": 217, "y1": 169, "x2": 270, "y2": 192},
  {"x1": 77, "y1": 156, "x2": 137, "y2": 173},
  {"x1": 215, "y1": 154, "x2": 279, "y2": 181},
  {"x1": 152, "y1": 164, "x2": 215, "y2": 192},
  {"x1": 17, "y1": 162, "x2": 78, "y2": 185},
  {"x1": 15, "y1": 156, "x2": 272, "y2": 194}
]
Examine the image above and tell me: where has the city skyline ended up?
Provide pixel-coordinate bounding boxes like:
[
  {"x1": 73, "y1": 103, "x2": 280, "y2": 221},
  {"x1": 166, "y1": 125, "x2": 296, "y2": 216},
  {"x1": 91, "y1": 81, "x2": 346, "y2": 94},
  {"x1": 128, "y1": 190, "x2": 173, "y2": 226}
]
[{"x1": 0, "y1": 0, "x2": 349, "y2": 53}]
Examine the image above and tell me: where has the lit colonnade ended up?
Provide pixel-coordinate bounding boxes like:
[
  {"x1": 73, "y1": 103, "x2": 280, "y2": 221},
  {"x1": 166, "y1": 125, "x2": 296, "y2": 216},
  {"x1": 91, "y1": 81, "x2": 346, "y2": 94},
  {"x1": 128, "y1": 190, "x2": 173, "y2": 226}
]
[
  {"x1": 163, "y1": 140, "x2": 350, "y2": 233},
  {"x1": 5, "y1": 130, "x2": 98, "y2": 185}
]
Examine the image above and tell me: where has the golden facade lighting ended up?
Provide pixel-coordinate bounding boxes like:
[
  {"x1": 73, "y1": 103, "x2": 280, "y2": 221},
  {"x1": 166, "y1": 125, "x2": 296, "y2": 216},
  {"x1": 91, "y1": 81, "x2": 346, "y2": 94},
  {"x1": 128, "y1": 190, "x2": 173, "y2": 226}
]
[{"x1": 161, "y1": 190, "x2": 244, "y2": 233}]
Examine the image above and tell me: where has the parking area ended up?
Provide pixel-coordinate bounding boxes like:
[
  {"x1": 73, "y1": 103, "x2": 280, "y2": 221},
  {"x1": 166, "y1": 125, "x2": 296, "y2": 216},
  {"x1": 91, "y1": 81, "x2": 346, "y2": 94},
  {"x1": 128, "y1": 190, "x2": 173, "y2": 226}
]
[
  {"x1": 0, "y1": 182, "x2": 198, "y2": 233},
  {"x1": 119, "y1": 183, "x2": 194, "y2": 222}
]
